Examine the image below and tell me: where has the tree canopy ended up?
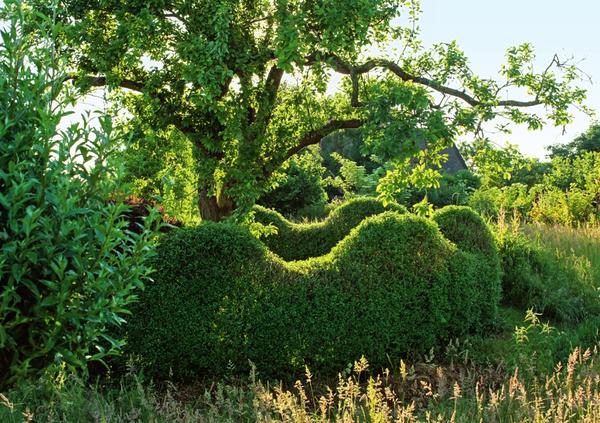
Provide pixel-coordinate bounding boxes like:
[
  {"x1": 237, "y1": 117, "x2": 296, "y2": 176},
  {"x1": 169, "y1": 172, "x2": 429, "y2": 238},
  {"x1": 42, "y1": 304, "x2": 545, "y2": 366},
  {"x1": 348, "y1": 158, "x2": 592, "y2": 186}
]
[
  {"x1": 30, "y1": 0, "x2": 589, "y2": 220},
  {"x1": 547, "y1": 122, "x2": 600, "y2": 159}
]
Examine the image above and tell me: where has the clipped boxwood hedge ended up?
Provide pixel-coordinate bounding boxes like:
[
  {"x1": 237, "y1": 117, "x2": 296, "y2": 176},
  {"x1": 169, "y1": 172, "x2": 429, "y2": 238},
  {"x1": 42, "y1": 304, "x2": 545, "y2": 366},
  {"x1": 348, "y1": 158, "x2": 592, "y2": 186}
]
[
  {"x1": 253, "y1": 196, "x2": 407, "y2": 260},
  {"x1": 127, "y1": 206, "x2": 501, "y2": 381},
  {"x1": 432, "y1": 206, "x2": 502, "y2": 331}
]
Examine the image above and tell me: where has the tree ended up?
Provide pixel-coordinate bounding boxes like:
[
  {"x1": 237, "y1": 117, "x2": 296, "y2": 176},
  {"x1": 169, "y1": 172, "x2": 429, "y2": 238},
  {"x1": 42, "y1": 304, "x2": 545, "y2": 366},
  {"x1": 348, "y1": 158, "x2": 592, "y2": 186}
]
[
  {"x1": 34, "y1": 0, "x2": 588, "y2": 220},
  {"x1": 547, "y1": 122, "x2": 600, "y2": 159}
]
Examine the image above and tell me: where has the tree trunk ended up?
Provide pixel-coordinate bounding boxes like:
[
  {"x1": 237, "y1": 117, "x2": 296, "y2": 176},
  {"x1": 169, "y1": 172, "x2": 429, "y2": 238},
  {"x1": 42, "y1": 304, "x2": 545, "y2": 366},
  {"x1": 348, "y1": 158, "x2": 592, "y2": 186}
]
[{"x1": 199, "y1": 187, "x2": 234, "y2": 221}]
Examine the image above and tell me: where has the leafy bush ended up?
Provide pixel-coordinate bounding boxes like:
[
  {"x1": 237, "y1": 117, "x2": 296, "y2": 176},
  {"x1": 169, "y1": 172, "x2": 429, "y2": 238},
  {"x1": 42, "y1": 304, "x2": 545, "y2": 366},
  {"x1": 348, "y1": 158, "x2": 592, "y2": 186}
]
[
  {"x1": 127, "y1": 208, "x2": 500, "y2": 380},
  {"x1": 0, "y1": 6, "x2": 156, "y2": 384},
  {"x1": 427, "y1": 170, "x2": 481, "y2": 207},
  {"x1": 258, "y1": 146, "x2": 328, "y2": 216},
  {"x1": 460, "y1": 139, "x2": 547, "y2": 188},
  {"x1": 119, "y1": 126, "x2": 199, "y2": 225},
  {"x1": 496, "y1": 230, "x2": 599, "y2": 323},
  {"x1": 468, "y1": 152, "x2": 600, "y2": 226},
  {"x1": 253, "y1": 196, "x2": 406, "y2": 260},
  {"x1": 433, "y1": 206, "x2": 497, "y2": 256},
  {"x1": 399, "y1": 170, "x2": 481, "y2": 209},
  {"x1": 320, "y1": 128, "x2": 378, "y2": 174},
  {"x1": 324, "y1": 152, "x2": 380, "y2": 198},
  {"x1": 469, "y1": 183, "x2": 535, "y2": 219},
  {"x1": 529, "y1": 187, "x2": 596, "y2": 226}
]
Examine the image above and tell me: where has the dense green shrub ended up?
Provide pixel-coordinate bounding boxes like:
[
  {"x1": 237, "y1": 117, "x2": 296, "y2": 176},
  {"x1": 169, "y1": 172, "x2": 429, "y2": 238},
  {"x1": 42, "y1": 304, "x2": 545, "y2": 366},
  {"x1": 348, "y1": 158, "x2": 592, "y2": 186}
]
[
  {"x1": 468, "y1": 183, "x2": 536, "y2": 219},
  {"x1": 427, "y1": 170, "x2": 481, "y2": 207},
  {"x1": 127, "y1": 208, "x2": 501, "y2": 381},
  {"x1": 398, "y1": 170, "x2": 481, "y2": 209},
  {"x1": 0, "y1": 6, "x2": 156, "y2": 385},
  {"x1": 254, "y1": 196, "x2": 406, "y2": 260},
  {"x1": 460, "y1": 139, "x2": 548, "y2": 188},
  {"x1": 468, "y1": 152, "x2": 600, "y2": 226},
  {"x1": 324, "y1": 152, "x2": 380, "y2": 198},
  {"x1": 258, "y1": 146, "x2": 328, "y2": 216},
  {"x1": 496, "y1": 231, "x2": 599, "y2": 323},
  {"x1": 433, "y1": 206, "x2": 497, "y2": 256},
  {"x1": 529, "y1": 188, "x2": 597, "y2": 226},
  {"x1": 320, "y1": 129, "x2": 378, "y2": 174}
]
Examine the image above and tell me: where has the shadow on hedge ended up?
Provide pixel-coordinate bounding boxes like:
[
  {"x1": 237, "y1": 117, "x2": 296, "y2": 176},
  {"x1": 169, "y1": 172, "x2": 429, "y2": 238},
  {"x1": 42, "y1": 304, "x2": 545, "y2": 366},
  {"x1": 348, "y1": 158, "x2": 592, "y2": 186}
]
[
  {"x1": 253, "y1": 196, "x2": 407, "y2": 260},
  {"x1": 127, "y1": 206, "x2": 500, "y2": 381}
]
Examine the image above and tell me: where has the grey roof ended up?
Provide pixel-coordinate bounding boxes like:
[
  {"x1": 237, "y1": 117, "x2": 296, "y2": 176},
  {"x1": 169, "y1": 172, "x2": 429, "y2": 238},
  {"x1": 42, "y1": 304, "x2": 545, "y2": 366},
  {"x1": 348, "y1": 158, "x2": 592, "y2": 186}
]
[
  {"x1": 321, "y1": 129, "x2": 468, "y2": 175},
  {"x1": 416, "y1": 138, "x2": 468, "y2": 175}
]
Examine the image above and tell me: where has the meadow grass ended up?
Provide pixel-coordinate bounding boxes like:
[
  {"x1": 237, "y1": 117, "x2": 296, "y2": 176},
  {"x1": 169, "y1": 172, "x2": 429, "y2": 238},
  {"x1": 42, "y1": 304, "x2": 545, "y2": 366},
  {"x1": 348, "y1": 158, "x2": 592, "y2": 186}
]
[
  {"x1": 523, "y1": 223, "x2": 600, "y2": 288},
  {"x1": 1, "y1": 344, "x2": 599, "y2": 422}
]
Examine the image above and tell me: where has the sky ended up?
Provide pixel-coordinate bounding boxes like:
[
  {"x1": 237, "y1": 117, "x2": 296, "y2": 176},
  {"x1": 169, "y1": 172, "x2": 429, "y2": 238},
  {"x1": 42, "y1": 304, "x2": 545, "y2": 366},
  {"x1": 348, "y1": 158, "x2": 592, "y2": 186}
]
[{"x1": 415, "y1": 0, "x2": 599, "y2": 158}]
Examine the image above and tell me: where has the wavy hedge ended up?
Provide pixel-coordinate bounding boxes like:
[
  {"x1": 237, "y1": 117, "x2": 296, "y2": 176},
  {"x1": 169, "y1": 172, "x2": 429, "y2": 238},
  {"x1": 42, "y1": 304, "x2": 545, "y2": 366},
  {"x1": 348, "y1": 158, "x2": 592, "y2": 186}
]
[
  {"x1": 432, "y1": 206, "x2": 502, "y2": 330},
  {"x1": 253, "y1": 196, "x2": 407, "y2": 260},
  {"x1": 127, "y1": 206, "x2": 500, "y2": 381}
]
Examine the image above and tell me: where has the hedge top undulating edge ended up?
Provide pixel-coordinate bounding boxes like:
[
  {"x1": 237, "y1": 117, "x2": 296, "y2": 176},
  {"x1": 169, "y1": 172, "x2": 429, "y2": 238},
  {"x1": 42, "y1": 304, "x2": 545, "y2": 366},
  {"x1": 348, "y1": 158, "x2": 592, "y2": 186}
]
[{"x1": 253, "y1": 196, "x2": 407, "y2": 260}]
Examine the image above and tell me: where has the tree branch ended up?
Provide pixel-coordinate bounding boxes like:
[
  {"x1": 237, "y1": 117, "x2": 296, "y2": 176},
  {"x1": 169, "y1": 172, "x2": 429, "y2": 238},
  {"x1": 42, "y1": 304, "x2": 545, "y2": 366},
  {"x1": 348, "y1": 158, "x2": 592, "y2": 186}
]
[
  {"x1": 264, "y1": 64, "x2": 284, "y2": 108},
  {"x1": 249, "y1": 64, "x2": 284, "y2": 132},
  {"x1": 285, "y1": 118, "x2": 363, "y2": 159},
  {"x1": 306, "y1": 54, "x2": 542, "y2": 108},
  {"x1": 66, "y1": 75, "x2": 147, "y2": 94}
]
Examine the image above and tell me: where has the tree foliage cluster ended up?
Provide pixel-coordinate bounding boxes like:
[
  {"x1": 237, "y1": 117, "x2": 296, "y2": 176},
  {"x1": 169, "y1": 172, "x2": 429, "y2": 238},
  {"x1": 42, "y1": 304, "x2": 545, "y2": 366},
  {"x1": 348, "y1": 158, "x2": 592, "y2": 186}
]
[
  {"x1": 547, "y1": 122, "x2": 600, "y2": 159},
  {"x1": 28, "y1": 0, "x2": 589, "y2": 221},
  {"x1": 259, "y1": 130, "x2": 481, "y2": 217}
]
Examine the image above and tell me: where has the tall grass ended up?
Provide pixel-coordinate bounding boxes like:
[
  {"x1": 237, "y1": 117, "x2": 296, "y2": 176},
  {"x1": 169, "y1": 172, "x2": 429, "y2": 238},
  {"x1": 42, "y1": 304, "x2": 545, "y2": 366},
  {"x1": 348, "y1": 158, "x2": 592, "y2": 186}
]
[
  {"x1": 1, "y1": 345, "x2": 599, "y2": 422},
  {"x1": 524, "y1": 223, "x2": 600, "y2": 288}
]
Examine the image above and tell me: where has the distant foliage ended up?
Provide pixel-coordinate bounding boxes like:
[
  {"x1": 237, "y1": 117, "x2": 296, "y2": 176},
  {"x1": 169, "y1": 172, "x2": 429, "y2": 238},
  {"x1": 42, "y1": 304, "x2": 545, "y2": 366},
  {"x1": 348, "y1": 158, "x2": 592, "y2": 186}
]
[
  {"x1": 320, "y1": 129, "x2": 379, "y2": 174},
  {"x1": 529, "y1": 187, "x2": 596, "y2": 226},
  {"x1": 547, "y1": 122, "x2": 600, "y2": 159},
  {"x1": 0, "y1": 7, "x2": 157, "y2": 384},
  {"x1": 253, "y1": 197, "x2": 406, "y2": 260},
  {"x1": 324, "y1": 152, "x2": 383, "y2": 199},
  {"x1": 461, "y1": 138, "x2": 547, "y2": 188},
  {"x1": 426, "y1": 170, "x2": 481, "y2": 207},
  {"x1": 399, "y1": 170, "x2": 481, "y2": 208},
  {"x1": 258, "y1": 146, "x2": 328, "y2": 216},
  {"x1": 468, "y1": 183, "x2": 537, "y2": 220},
  {"x1": 120, "y1": 126, "x2": 199, "y2": 225},
  {"x1": 469, "y1": 151, "x2": 600, "y2": 226},
  {"x1": 128, "y1": 208, "x2": 500, "y2": 380}
]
